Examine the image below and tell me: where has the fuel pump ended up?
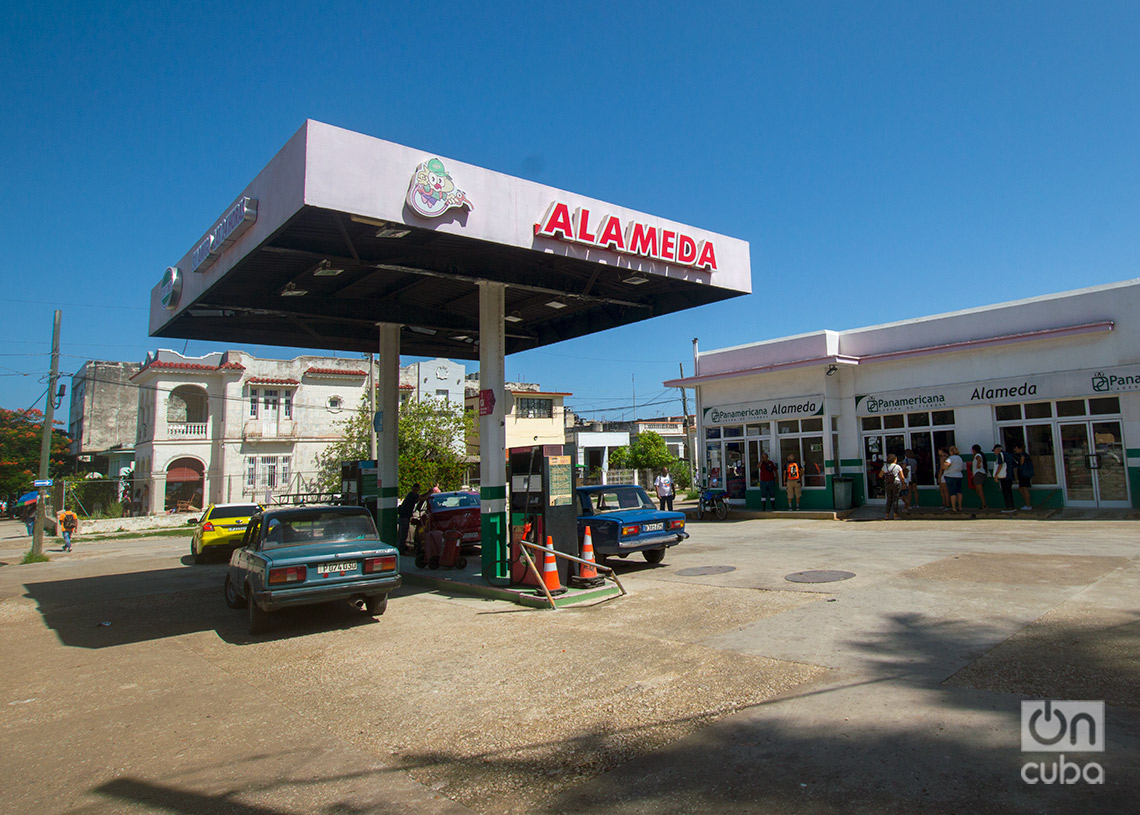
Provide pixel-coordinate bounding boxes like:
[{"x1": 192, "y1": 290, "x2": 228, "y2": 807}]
[
  {"x1": 508, "y1": 444, "x2": 577, "y2": 585},
  {"x1": 340, "y1": 459, "x2": 378, "y2": 521}
]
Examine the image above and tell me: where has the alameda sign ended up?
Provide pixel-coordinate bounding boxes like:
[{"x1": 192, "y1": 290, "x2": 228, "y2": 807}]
[{"x1": 535, "y1": 201, "x2": 718, "y2": 271}]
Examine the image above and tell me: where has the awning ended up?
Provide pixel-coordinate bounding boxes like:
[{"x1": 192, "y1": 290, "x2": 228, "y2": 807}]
[{"x1": 166, "y1": 466, "x2": 203, "y2": 482}]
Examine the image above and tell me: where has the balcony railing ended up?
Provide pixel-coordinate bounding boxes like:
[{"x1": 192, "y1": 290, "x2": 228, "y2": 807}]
[{"x1": 167, "y1": 422, "x2": 208, "y2": 438}]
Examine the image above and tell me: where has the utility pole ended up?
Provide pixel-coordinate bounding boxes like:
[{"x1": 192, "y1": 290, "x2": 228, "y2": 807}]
[
  {"x1": 32, "y1": 310, "x2": 61, "y2": 558},
  {"x1": 678, "y1": 362, "x2": 694, "y2": 488}
]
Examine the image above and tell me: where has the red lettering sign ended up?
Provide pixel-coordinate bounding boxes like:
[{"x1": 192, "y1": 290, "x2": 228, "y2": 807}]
[{"x1": 534, "y1": 200, "x2": 718, "y2": 271}]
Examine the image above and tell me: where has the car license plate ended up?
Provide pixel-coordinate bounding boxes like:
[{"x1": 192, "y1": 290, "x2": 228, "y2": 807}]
[
  {"x1": 317, "y1": 560, "x2": 357, "y2": 574},
  {"x1": 642, "y1": 522, "x2": 663, "y2": 532},
  {"x1": 461, "y1": 532, "x2": 479, "y2": 540}
]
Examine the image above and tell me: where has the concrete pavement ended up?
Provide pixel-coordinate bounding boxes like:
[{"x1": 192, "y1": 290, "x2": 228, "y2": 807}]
[{"x1": 2, "y1": 514, "x2": 1138, "y2": 813}]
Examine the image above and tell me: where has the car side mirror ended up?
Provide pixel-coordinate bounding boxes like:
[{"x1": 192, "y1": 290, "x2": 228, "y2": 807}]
[{"x1": 187, "y1": 517, "x2": 199, "y2": 525}]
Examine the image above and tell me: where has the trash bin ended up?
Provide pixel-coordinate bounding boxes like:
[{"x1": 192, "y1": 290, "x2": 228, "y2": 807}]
[{"x1": 832, "y1": 477, "x2": 853, "y2": 510}]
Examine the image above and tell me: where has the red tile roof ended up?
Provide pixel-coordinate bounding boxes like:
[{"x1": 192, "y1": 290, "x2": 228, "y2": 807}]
[
  {"x1": 131, "y1": 360, "x2": 245, "y2": 379},
  {"x1": 248, "y1": 377, "x2": 300, "y2": 385},
  {"x1": 304, "y1": 367, "x2": 368, "y2": 377}
]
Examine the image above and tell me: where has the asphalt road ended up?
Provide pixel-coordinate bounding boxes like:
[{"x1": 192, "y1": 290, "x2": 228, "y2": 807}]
[{"x1": 1, "y1": 513, "x2": 1138, "y2": 814}]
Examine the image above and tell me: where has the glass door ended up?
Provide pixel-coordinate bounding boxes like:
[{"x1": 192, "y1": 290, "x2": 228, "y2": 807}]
[
  {"x1": 1059, "y1": 421, "x2": 1130, "y2": 507},
  {"x1": 724, "y1": 441, "x2": 747, "y2": 500},
  {"x1": 863, "y1": 433, "x2": 906, "y2": 501}
]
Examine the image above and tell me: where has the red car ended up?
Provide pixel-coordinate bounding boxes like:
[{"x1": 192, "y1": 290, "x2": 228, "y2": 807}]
[{"x1": 415, "y1": 491, "x2": 481, "y2": 550}]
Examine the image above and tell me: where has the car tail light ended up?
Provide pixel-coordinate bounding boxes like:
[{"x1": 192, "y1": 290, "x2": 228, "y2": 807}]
[
  {"x1": 669, "y1": 519, "x2": 685, "y2": 530},
  {"x1": 201, "y1": 522, "x2": 214, "y2": 532},
  {"x1": 364, "y1": 556, "x2": 397, "y2": 573},
  {"x1": 621, "y1": 524, "x2": 639, "y2": 536},
  {"x1": 268, "y1": 565, "x2": 307, "y2": 584}
]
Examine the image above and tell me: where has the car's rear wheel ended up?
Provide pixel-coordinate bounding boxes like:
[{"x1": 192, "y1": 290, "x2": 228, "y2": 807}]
[
  {"x1": 223, "y1": 574, "x2": 244, "y2": 609},
  {"x1": 247, "y1": 589, "x2": 271, "y2": 635},
  {"x1": 364, "y1": 594, "x2": 388, "y2": 616},
  {"x1": 643, "y1": 548, "x2": 665, "y2": 564}
]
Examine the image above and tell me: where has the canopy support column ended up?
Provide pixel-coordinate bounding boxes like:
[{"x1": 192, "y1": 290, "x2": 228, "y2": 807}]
[
  {"x1": 479, "y1": 282, "x2": 509, "y2": 585},
  {"x1": 377, "y1": 323, "x2": 401, "y2": 547}
]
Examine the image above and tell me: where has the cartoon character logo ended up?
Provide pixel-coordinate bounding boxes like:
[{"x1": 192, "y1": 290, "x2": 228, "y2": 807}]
[{"x1": 406, "y1": 157, "x2": 473, "y2": 218}]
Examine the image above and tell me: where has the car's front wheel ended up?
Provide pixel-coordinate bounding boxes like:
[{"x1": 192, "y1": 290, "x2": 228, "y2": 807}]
[
  {"x1": 223, "y1": 574, "x2": 244, "y2": 609},
  {"x1": 364, "y1": 594, "x2": 388, "y2": 616},
  {"x1": 643, "y1": 548, "x2": 665, "y2": 564},
  {"x1": 247, "y1": 589, "x2": 271, "y2": 635}
]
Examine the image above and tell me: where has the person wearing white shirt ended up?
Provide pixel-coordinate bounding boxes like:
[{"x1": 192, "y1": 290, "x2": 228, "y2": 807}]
[{"x1": 654, "y1": 467, "x2": 675, "y2": 511}]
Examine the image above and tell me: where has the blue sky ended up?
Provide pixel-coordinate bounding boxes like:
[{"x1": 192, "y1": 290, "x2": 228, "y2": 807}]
[{"x1": 3, "y1": 1, "x2": 1139, "y2": 421}]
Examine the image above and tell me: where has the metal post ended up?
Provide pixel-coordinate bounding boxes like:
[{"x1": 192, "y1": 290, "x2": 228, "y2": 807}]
[
  {"x1": 32, "y1": 310, "x2": 62, "y2": 557},
  {"x1": 376, "y1": 324, "x2": 400, "y2": 546},
  {"x1": 479, "y1": 281, "x2": 509, "y2": 585}
]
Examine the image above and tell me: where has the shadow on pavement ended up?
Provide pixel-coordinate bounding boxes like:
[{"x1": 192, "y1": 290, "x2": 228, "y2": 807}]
[
  {"x1": 22, "y1": 568, "x2": 433, "y2": 648},
  {"x1": 95, "y1": 778, "x2": 290, "y2": 815}
]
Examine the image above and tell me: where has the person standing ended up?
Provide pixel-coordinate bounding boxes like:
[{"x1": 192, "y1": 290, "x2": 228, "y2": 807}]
[
  {"x1": 1012, "y1": 443, "x2": 1034, "y2": 510},
  {"x1": 784, "y1": 453, "x2": 802, "y2": 511},
  {"x1": 992, "y1": 444, "x2": 1015, "y2": 511},
  {"x1": 936, "y1": 448, "x2": 950, "y2": 509},
  {"x1": 942, "y1": 446, "x2": 966, "y2": 512},
  {"x1": 969, "y1": 444, "x2": 989, "y2": 509},
  {"x1": 758, "y1": 452, "x2": 778, "y2": 511},
  {"x1": 879, "y1": 453, "x2": 904, "y2": 520},
  {"x1": 903, "y1": 449, "x2": 919, "y2": 511},
  {"x1": 653, "y1": 466, "x2": 675, "y2": 512},
  {"x1": 397, "y1": 483, "x2": 422, "y2": 553},
  {"x1": 23, "y1": 507, "x2": 35, "y2": 536}
]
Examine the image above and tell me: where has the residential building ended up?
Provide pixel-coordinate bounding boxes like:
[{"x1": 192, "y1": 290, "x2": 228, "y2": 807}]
[{"x1": 68, "y1": 360, "x2": 142, "y2": 481}]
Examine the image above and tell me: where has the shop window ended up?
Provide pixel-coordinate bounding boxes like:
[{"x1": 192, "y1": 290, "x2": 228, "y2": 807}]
[
  {"x1": 746, "y1": 423, "x2": 767, "y2": 435},
  {"x1": 778, "y1": 420, "x2": 799, "y2": 434},
  {"x1": 1089, "y1": 397, "x2": 1121, "y2": 415},
  {"x1": 706, "y1": 427, "x2": 722, "y2": 440},
  {"x1": 1024, "y1": 402, "x2": 1052, "y2": 419},
  {"x1": 1057, "y1": 400, "x2": 1086, "y2": 417},
  {"x1": 861, "y1": 417, "x2": 881, "y2": 431},
  {"x1": 723, "y1": 425, "x2": 744, "y2": 438},
  {"x1": 995, "y1": 404, "x2": 1021, "y2": 422},
  {"x1": 932, "y1": 410, "x2": 955, "y2": 425},
  {"x1": 801, "y1": 417, "x2": 823, "y2": 432},
  {"x1": 883, "y1": 414, "x2": 904, "y2": 429},
  {"x1": 860, "y1": 410, "x2": 956, "y2": 491},
  {"x1": 747, "y1": 438, "x2": 773, "y2": 488},
  {"x1": 999, "y1": 422, "x2": 1058, "y2": 487},
  {"x1": 907, "y1": 412, "x2": 930, "y2": 427},
  {"x1": 781, "y1": 435, "x2": 825, "y2": 487}
]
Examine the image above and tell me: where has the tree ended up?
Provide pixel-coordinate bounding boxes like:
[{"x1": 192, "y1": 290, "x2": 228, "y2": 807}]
[
  {"x1": 315, "y1": 394, "x2": 475, "y2": 495},
  {"x1": 605, "y1": 431, "x2": 691, "y2": 489},
  {"x1": 0, "y1": 408, "x2": 69, "y2": 502}
]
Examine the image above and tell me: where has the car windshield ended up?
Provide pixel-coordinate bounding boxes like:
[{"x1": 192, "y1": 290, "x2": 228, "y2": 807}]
[
  {"x1": 262, "y1": 511, "x2": 378, "y2": 548},
  {"x1": 208, "y1": 504, "x2": 260, "y2": 520},
  {"x1": 589, "y1": 488, "x2": 654, "y2": 513},
  {"x1": 430, "y1": 493, "x2": 479, "y2": 510}
]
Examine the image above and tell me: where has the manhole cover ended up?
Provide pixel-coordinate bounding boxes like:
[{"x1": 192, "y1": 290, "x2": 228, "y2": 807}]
[
  {"x1": 784, "y1": 569, "x2": 856, "y2": 584},
  {"x1": 675, "y1": 565, "x2": 737, "y2": 576}
]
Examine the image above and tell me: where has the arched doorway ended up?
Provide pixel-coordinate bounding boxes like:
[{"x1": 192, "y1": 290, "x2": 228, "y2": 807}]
[{"x1": 165, "y1": 457, "x2": 204, "y2": 512}]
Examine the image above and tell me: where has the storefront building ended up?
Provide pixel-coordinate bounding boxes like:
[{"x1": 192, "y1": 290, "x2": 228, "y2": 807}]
[{"x1": 667, "y1": 279, "x2": 1140, "y2": 510}]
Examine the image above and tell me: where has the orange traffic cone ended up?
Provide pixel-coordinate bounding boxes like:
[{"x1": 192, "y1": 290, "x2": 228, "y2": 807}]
[
  {"x1": 537, "y1": 535, "x2": 566, "y2": 596},
  {"x1": 571, "y1": 525, "x2": 604, "y2": 588}
]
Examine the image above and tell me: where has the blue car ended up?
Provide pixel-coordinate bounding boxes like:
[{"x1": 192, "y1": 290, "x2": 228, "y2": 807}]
[
  {"x1": 224, "y1": 505, "x2": 401, "y2": 634},
  {"x1": 576, "y1": 485, "x2": 688, "y2": 565}
]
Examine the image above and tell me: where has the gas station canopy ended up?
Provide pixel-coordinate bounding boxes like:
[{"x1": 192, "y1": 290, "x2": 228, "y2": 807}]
[{"x1": 149, "y1": 120, "x2": 751, "y2": 356}]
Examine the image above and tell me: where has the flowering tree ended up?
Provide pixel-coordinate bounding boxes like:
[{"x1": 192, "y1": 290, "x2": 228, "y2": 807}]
[{"x1": 0, "y1": 408, "x2": 70, "y2": 502}]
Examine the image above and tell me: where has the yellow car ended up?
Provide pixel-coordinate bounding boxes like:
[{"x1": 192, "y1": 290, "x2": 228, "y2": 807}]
[{"x1": 191, "y1": 503, "x2": 262, "y2": 563}]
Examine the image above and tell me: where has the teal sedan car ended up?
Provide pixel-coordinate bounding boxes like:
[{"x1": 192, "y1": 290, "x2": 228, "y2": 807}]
[{"x1": 224, "y1": 505, "x2": 401, "y2": 634}]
